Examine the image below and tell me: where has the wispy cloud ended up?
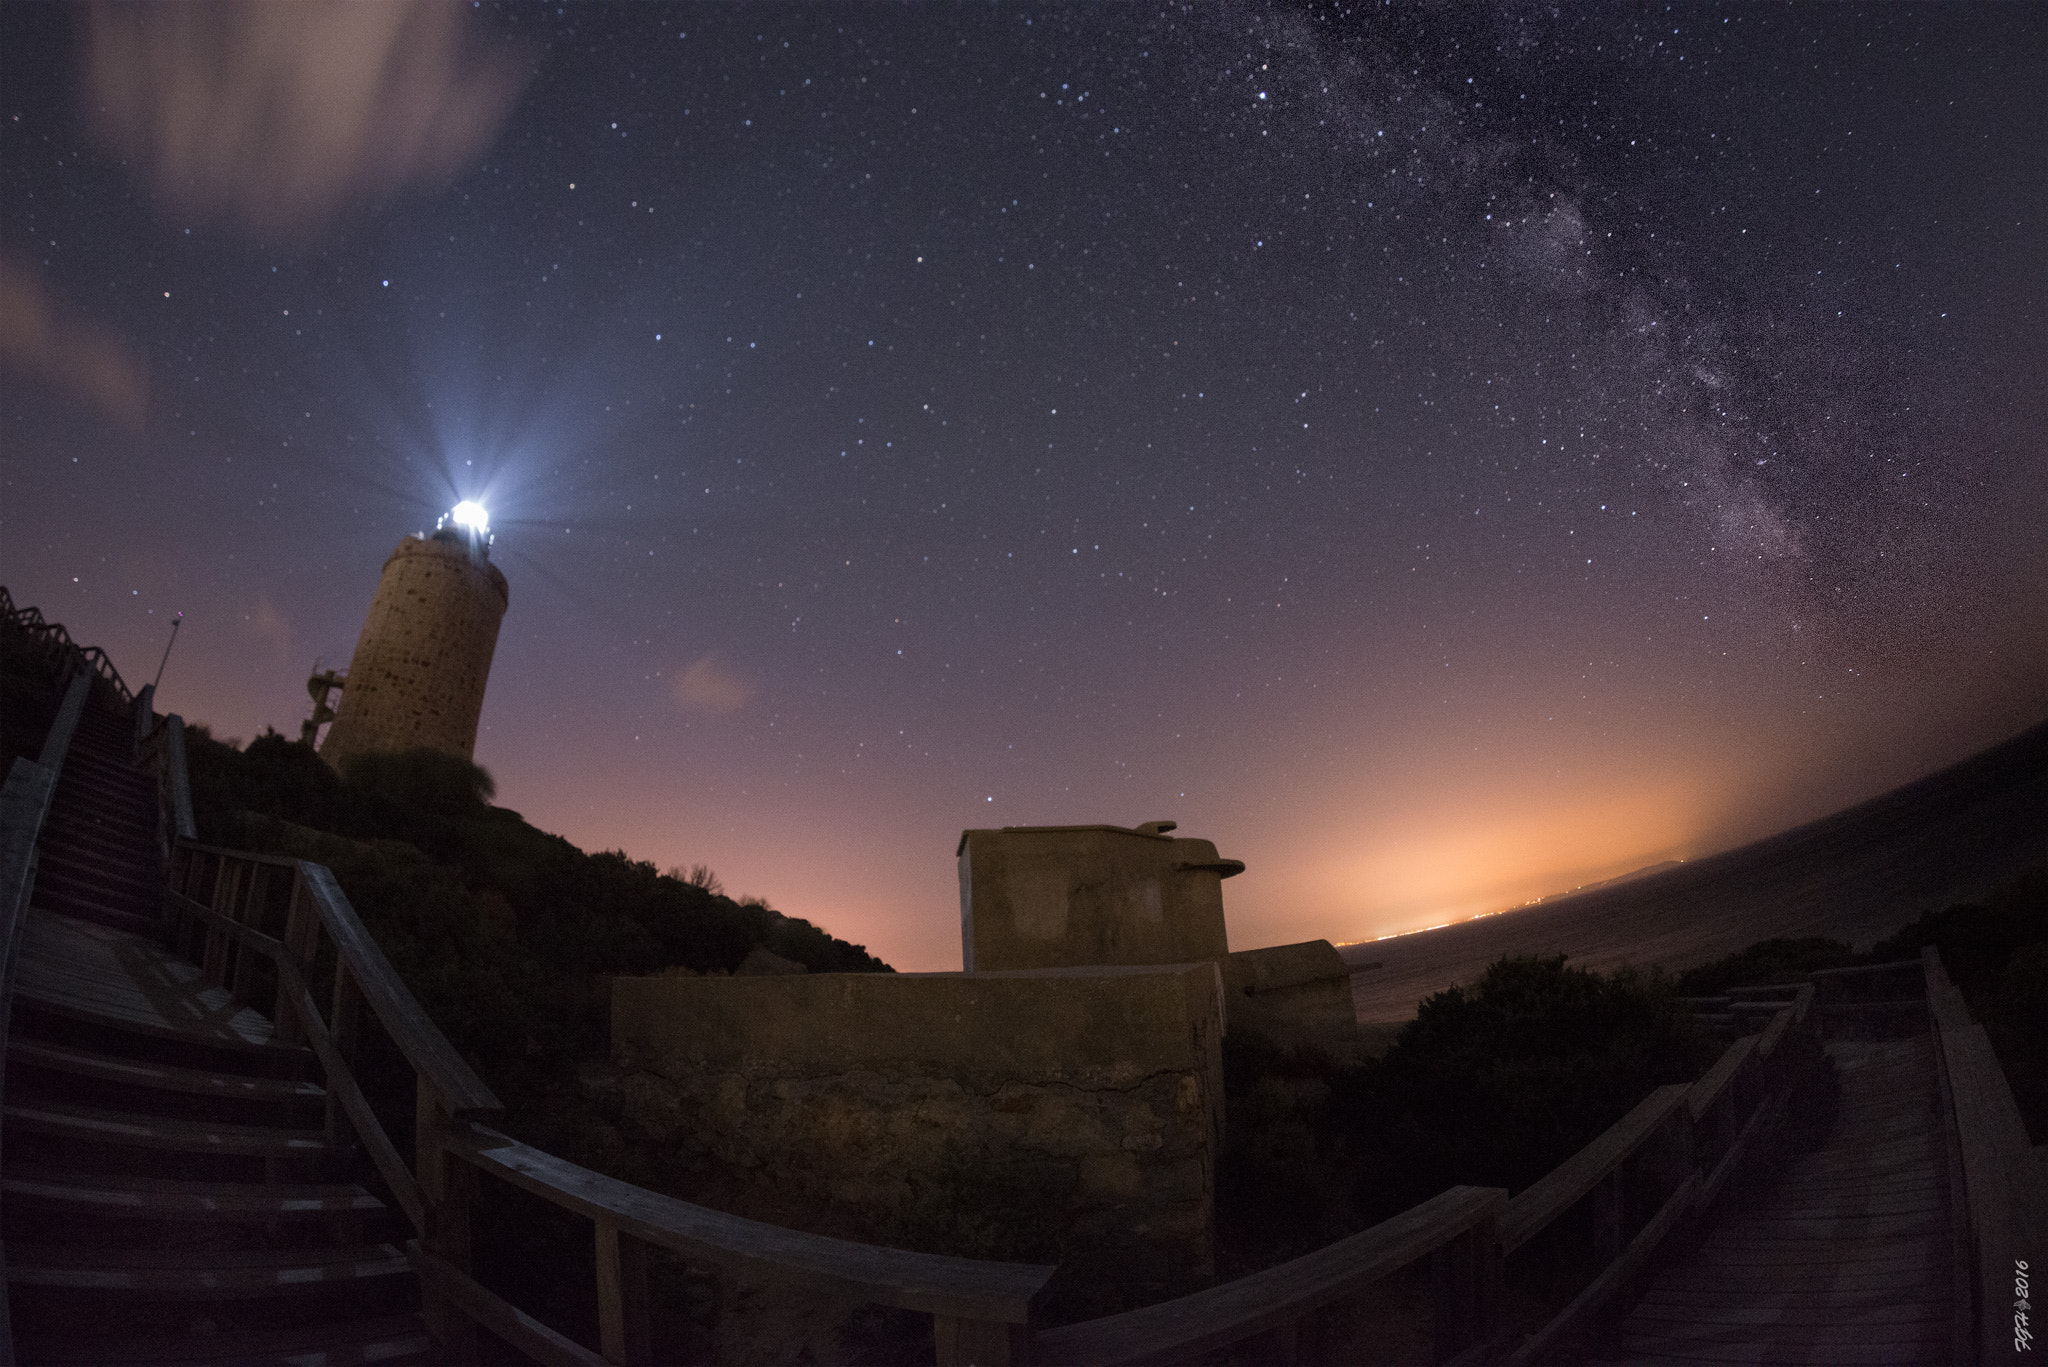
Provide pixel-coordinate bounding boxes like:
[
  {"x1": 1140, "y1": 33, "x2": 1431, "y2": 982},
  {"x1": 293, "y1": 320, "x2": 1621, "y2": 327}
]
[
  {"x1": 247, "y1": 594, "x2": 293, "y2": 663},
  {"x1": 0, "y1": 255, "x2": 149, "y2": 431},
  {"x1": 84, "y1": 0, "x2": 527, "y2": 242},
  {"x1": 672, "y1": 654, "x2": 754, "y2": 715}
]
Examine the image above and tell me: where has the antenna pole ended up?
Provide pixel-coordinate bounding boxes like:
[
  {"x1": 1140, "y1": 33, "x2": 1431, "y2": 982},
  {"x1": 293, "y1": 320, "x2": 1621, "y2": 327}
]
[{"x1": 152, "y1": 613, "x2": 183, "y2": 691}]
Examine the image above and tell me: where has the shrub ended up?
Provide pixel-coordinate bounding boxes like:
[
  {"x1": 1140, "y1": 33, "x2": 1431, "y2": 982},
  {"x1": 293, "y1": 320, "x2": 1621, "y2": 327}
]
[
  {"x1": 1673, "y1": 937, "x2": 1859, "y2": 996},
  {"x1": 1217, "y1": 955, "x2": 1715, "y2": 1273}
]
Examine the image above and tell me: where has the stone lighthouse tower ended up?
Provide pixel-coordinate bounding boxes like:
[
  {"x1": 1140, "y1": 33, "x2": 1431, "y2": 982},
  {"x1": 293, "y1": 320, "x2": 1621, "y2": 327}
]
[{"x1": 311, "y1": 503, "x2": 508, "y2": 770}]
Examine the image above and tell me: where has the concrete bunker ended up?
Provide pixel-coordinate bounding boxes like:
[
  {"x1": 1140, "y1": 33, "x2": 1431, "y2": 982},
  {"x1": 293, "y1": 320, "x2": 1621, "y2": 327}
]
[{"x1": 603, "y1": 819, "x2": 1361, "y2": 1311}]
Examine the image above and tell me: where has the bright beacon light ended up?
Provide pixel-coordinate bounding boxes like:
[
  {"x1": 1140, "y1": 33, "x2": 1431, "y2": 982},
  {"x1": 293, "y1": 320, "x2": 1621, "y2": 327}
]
[{"x1": 449, "y1": 501, "x2": 490, "y2": 534}]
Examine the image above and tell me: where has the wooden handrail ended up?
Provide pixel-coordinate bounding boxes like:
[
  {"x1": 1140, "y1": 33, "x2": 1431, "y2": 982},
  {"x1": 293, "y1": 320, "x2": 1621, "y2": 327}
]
[
  {"x1": 1504, "y1": 1170, "x2": 1701, "y2": 1367},
  {"x1": 1499, "y1": 1085, "x2": 1688, "y2": 1256},
  {"x1": 1486, "y1": 982, "x2": 1824, "y2": 1363},
  {"x1": 4, "y1": 672, "x2": 92, "y2": 1092},
  {"x1": 1807, "y1": 959, "x2": 1923, "y2": 982},
  {"x1": 1035, "y1": 1185, "x2": 1506, "y2": 1367},
  {"x1": 1, "y1": 667, "x2": 96, "y2": 1367},
  {"x1": 1685, "y1": 1035, "x2": 1756, "y2": 1123},
  {"x1": 177, "y1": 841, "x2": 304, "y2": 868},
  {"x1": 165, "y1": 888, "x2": 429, "y2": 1235},
  {"x1": 292, "y1": 862, "x2": 502, "y2": 1117},
  {"x1": 1924, "y1": 945, "x2": 2048, "y2": 1362},
  {"x1": 440, "y1": 1121, "x2": 1057, "y2": 1324}
]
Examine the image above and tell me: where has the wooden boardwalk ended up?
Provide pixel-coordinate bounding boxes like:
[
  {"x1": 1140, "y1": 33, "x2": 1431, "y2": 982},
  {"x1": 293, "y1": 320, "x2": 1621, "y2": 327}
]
[{"x1": 1615, "y1": 1035, "x2": 1961, "y2": 1365}]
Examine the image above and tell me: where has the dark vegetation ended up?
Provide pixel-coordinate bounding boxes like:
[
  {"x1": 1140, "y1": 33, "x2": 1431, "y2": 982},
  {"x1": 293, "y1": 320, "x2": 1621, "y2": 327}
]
[
  {"x1": 1668, "y1": 864, "x2": 2048, "y2": 1144},
  {"x1": 1217, "y1": 955, "x2": 1718, "y2": 1275},
  {"x1": 181, "y1": 726, "x2": 890, "y2": 1124},
  {"x1": 1219, "y1": 858, "x2": 2048, "y2": 1278},
  {"x1": 1870, "y1": 868, "x2": 2048, "y2": 1143}
]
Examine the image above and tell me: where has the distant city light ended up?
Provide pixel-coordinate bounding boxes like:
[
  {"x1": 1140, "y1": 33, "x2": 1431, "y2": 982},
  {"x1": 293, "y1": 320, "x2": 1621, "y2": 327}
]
[{"x1": 450, "y1": 501, "x2": 489, "y2": 534}]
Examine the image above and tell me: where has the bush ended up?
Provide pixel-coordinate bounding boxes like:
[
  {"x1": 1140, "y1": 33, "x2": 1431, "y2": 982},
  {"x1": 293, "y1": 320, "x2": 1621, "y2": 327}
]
[
  {"x1": 1349, "y1": 956, "x2": 1715, "y2": 1211},
  {"x1": 1870, "y1": 866, "x2": 2048, "y2": 994},
  {"x1": 1673, "y1": 937, "x2": 1860, "y2": 996},
  {"x1": 1216, "y1": 955, "x2": 1715, "y2": 1274}
]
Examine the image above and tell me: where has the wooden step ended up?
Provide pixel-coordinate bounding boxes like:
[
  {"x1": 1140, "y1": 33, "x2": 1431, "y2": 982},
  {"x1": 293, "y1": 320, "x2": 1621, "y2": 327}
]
[
  {"x1": 3, "y1": 1168, "x2": 386, "y2": 1223},
  {"x1": 12, "y1": 910, "x2": 310, "y2": 1060},
  {"x1": 6, "y1": 1242, "x2": 410, "y2": 1298},
  {"x1": 52, "y1": 764, "x2": 153, "y2": 794},
  {"x1": 39, "y1": 808, "x2": 157, "y2": 843},
  {"x1": 24, "y1": 894, "x2": 161, "y2": 939},
  {"x1": 8, "y1": 1039, "x2": 324, "y2": 1104},
  {"x1": 10, "y1": 1314, "x2": 429, "y2": 1365},
  {"x1": 53, "y1": 759, "x2": 153, "y2": 792},
  {"x1": 40, "y1": 811, "x2": 157, "y2": 846},
  {"x1": 36, "y1": 844, "x2": 160, "y2": 886},
  {"x1": 4, "y1": 1099, "x2": 348, "y2": 1160},
  {"x1": 31, "y1": 874, "x2": 161, "y2": 919}
]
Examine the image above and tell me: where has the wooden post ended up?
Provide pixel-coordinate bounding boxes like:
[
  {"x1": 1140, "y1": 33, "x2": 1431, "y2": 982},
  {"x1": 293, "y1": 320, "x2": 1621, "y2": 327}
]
[
  {"x1": 1430, "y1": 1215, "x2": 1501, "y2": 1363},
  {"x1": 272, "y1": 871, "x2": 313, "y2": 1046},
  {"x1": 202, "y1": 860, "x2": 241, "y2": 987},
  {"x1": 418, "y1": 1078, "x2": 481, "y2": 1366},
  {"x1": 1643, "y1": 1108, "x2": 1695, "y2": 1218},
  {"x1": 595, "y1": 1218, "x2": 653, "y2": 1364},
  {"x1": 325, "y1": 965, "x2": 363, "y2": 1142},
  {"x1": 229, "y1": 864, "x2": 271, "y2": 1004},
  {"x1": 1590, "y1": 1168, "x2": 1624, "y2": 1268}
]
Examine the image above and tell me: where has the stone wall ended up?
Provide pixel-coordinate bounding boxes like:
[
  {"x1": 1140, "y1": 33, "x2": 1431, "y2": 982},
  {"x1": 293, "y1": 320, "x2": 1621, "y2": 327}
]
[{"x1": 607, "y1": 963, "x2": 1225, "y2": 1311}]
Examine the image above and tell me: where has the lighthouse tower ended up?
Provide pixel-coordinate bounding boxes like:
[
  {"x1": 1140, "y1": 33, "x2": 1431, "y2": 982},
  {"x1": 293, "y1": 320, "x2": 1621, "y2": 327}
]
[{"x1": 313, "y1": 503, "x2": 508, "y2": 770}]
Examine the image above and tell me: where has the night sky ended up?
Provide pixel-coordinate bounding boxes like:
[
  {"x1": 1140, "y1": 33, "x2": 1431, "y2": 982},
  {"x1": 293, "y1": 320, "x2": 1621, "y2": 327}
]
[{"x1": 5, "y1": 3, "x2": 2044, "y2": 972}]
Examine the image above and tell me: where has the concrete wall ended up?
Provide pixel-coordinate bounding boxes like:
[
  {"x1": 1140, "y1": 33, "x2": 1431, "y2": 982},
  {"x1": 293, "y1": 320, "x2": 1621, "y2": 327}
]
[
  {"x1": 958, "y1": 823, "x2": 1242, "y2": 972},
  {"x1": 1224, "y1": 940, "x2": 1363, "y2": 1058},
  {"x1": 322, "y1": 532, "x2": 508, "y2": 767},
  {"x1": 607, "y1": 963, "x2": 1225, "y2": 1311}
]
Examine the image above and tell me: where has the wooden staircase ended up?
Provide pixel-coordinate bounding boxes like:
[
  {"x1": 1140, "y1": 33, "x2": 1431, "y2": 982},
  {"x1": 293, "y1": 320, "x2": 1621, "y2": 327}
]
[
  {"x1": 26, "y1": 702, "x2": 159, "y2": 939},
  {"x1": 3, "y1": 700, "x2": 427, "y2": 1364}
]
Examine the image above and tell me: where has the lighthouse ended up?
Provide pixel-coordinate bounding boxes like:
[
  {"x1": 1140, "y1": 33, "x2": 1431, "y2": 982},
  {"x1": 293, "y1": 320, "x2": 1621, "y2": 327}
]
[{"x1": 310, "y1": 502, "x2": 508, "y2": 769}]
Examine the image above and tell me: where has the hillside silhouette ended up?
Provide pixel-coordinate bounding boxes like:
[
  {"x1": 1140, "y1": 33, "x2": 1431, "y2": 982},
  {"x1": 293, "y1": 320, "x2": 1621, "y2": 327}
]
[{"x1": 177, "y1": 726, "x2": 890, "y2": 1122}]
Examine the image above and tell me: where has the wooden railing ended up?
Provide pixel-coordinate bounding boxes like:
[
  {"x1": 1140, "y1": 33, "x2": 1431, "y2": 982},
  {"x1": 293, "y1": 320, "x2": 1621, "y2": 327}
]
[
  {"x1": 147, "y1": 818, "x2": 1851, "y2": 1367},
  {"x1": 1036, "y1": 1186, "x2": 1505, "y2": 1366},
  {"x1": 134, "y1": 683, "x2": 199, "y2": 858},
  {"x1": 1925, "y1": 945, "x2": 2047, "y2": 1364},
  {"x1": 1031, "y1": 984, "x2": 1823, "y2": 1366},
  {"x1": 0, "y1": 586, "x2": 134, "y2": 708},
  {"x1": 1493, "y1": 983, "x2": 1820, "y2": 1365},
  {"x1": 162, "y1": 840, "x2": 1056, "y2": 1366},
  {"x1": 0, "y1": 658, "x2": 117, "y2": 1363}
]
